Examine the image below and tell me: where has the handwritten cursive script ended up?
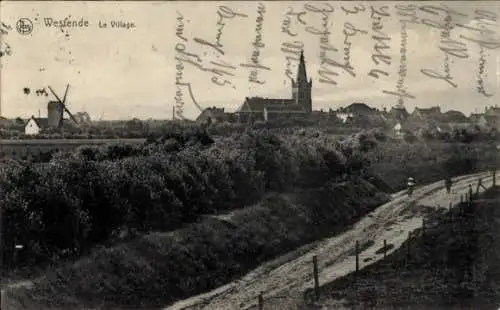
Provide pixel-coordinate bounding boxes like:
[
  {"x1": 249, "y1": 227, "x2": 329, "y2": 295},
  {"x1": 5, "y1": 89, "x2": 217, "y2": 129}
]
[
  {"x1": 342, "y1": 22, "x2": 368, "y2": 78},
  {"x1": 469, "y1": 10, "x2": 498, "y2": 97},
  {"x1": 193, "y1": 6, "x2": 248, "y2": 56},
  {"x1": 419, "y1": 5, "x2": 469, "y2": 88},
  {"x1": 280, "y1": 6, "x2": 305, "y2": 84},
  {"x1": 174, "y1": 12, "x2": 193, "y2": 119},
  {"x1": 0, "y1": 22, "x2": 12, "y2": 58},
  {"x1": 281, "y1": 6, "x2": 306, "y2": 37},
  {"x1": 457, "y1": 10, "x2": 500, "y2": 50},
  {"x1": 383, "y1": 5, "x2": 418, "y2": 104},
  {"x1": 477, "y1": 47, "x2": 494, "y2": 97},
  {"x1": 191, "y1": 6, "x2": 247, "y2": 88},
  {"x1": 368, "y1": 5, "x2": 391, "y2": 79},
  {"x1": 303, "y1": 3, "x2": 342, "y2": 86},
  {"x1": 240, "y1": 3, "x2": 270, "y2": 85},
  {"x1": 281, "y1": 41, "x2": 303, "y2": 82}
]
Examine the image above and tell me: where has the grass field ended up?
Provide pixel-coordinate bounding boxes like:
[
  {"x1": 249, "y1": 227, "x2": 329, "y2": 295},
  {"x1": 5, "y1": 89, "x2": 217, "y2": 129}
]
[{"x1": 0, "y1": 138, "x2": 146, "y2": 158}]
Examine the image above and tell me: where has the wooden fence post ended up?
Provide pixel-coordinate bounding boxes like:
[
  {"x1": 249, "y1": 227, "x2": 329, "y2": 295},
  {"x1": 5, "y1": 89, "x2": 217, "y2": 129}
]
[
  {"x1": 258, "y1": 292, "x2": 264, "y2": 310},
  {"x1": 1, "y1": 289, "x2": 5, "y2": 310},
  {"x1": 449, "y1": 202, "x2": 453, "y2": 230},
  {"x1": 493, "y1": 170, "x2": 496, "y2": 187},
  {"x1": 406, "y1": 231, "x2": 411, "y2": 263},
  {"x1": 383, "y1": 239, "x2": 387, "y2": 259},
  {"x1": 460, "y1": 195, "x2": 463, "y2": 203},
  {"x1": 468, "y1": 185, "x2": 473, "y2": 202},
  {"x1": 355, "y1": 240, "x2": 360, "y2": 275},
  {"x1": 313, "y1": 255, "x2": 320, "y2": 301}
]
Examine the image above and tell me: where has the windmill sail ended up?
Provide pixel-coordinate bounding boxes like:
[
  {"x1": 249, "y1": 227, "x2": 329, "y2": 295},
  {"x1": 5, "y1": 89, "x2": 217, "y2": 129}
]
[{"x1": 48, "y1": 84, "x2": 79, "y2": 125}]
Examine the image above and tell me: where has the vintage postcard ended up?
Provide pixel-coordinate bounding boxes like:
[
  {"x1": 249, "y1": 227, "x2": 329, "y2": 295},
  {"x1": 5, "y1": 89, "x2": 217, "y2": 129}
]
[{"x1": 1, "y1": 1, "x2": 500, "y2": 310}]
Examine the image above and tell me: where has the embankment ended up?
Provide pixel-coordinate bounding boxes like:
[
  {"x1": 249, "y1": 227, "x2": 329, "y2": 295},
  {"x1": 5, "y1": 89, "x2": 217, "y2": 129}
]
[
  {"x1": 4, "y1": 179, "x2": 389, "y2": 310},
  {"x1": 311, "y1": 187, "x2": 500, "y2": 310}
]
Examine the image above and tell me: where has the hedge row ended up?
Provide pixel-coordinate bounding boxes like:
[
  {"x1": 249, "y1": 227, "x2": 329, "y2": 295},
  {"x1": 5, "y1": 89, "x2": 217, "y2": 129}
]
[
  {"x1": 4, "y1": 180, "x2": 389, "y2": 309},
  {"x1": 0, "y1": 129, "x2": 373, "y2": 269}
]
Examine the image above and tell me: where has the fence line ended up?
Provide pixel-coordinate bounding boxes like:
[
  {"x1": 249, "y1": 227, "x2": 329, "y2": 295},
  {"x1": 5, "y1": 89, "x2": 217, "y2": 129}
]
[{"x1": 254, "y1": 173, "x2": 497, "y2": 309}]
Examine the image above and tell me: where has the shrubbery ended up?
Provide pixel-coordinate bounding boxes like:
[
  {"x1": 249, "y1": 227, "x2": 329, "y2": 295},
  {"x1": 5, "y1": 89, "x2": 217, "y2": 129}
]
[
  {"x1": 0, "y1": 128, "x2": 372, "y2": 270},
  {"x1": 4, "y1": 180, "x2": 389, "y2": 309},
  {"x1": 1, "y1": 125, "x2": 497, "y2": 273}
]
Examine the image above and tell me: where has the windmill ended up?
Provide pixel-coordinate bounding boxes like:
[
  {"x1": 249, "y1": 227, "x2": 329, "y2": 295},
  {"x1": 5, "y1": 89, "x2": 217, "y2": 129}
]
[{"x1": 47, "y1": 84, "x2": 79, "y2": 128}]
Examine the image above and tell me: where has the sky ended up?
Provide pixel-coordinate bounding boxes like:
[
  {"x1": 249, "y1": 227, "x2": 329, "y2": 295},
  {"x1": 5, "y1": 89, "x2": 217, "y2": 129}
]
[{"x1": 1, "y1": 1, "x2": 499, "y2": 120}]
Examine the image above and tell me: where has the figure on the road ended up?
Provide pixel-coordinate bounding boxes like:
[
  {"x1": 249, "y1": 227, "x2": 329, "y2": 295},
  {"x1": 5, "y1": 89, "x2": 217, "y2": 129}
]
[
  {"x1": 407, "y1": 177, "x2": 415, "y2": 197},
  {"x1": 445, "y1": 176, "x2": 452, "y2": 194}
]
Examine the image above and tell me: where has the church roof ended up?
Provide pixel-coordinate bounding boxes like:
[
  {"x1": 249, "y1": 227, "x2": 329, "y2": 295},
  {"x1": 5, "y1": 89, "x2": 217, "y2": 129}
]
[
  {"x1": 264, "y1": 104, "x2": 305, "y2": 113},
  {"x1": 238, "y1": 97, "x2": 296, "y2": 113}
]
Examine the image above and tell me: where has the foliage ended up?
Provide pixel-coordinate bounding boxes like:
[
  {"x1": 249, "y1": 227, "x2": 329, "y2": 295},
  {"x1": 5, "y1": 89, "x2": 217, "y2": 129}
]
[
  {"x1": 0, "y1": 127, "x2": 362, "y2": 269},
  {"x1": 4, "y1": 180, "x2": 389, "y2": 309},
  {"x1": 1, "y1": 124, "x2": 497, "y2": 272}
]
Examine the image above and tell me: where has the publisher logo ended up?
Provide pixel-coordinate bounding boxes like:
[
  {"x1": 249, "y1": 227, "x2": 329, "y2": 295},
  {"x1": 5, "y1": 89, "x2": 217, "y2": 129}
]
[{"x1": 16, "y1": 18, "x2": 33, "y2": 35}]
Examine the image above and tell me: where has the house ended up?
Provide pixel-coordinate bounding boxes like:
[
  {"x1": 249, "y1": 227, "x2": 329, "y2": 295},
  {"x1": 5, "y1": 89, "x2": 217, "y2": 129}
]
[
  {"x1": 0, "y1": 116, "x2": 9, "y2": 128},
  {"x1": 393, "y1": 122, "x2": 403, "y2": 136},
  {"x1": 196, "y1": 107, "x2": 226, "y2": 124},
  {"x1": 443, "y1": 110, "x2": 467, "y2": 123},
  {"x1": 404, "y1": 106, "x2": 442, "y2": 130},
  {"x1": 335, "y1": 111, "x2": 353, "y2": 123},
  {"x1": 469, "y1": 114, "x2": 488, "y2": 128},
  {"x1": 485, "y1": 106, "x2": 500, "y2": 117},
  {"x1": 387, "y1": 104, "x2": 409, "y2": 121},
  {"x1": 338, "y1": 103, "x2": 378, "y2": 116},
  {"x1": 335, "y1": 102, "x2": 383, "y2": 125},
  {"x1": 235, "y1": 50, "x2": 311, "y2": 122},
  {"x1": 485, "y1": 115, "x2": 500, "y2": 129},
  {"x1": 412, "y1": 106, "x2": 442, "y2": 120},
  {"x1": 25, "y1": 116, "x2": 49, "y2": 135}
]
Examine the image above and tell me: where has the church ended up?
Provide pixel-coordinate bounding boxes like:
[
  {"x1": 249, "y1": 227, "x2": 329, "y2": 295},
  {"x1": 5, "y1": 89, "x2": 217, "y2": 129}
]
[{"x1": 235, "y1": 50, "x2": 312, "y2": 122}]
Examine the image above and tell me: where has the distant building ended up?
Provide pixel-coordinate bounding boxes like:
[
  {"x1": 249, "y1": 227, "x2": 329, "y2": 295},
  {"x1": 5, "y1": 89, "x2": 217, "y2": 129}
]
[
  {"x1": 470, "y1": 114, "x2": 488, "y2": 128},
  {"x1": 485, "y1": 115, "x2": 500, "y2": 129},
  {"x1": 338, "y1": 103, "x2": 378, "y2": 115},
  {"x1": 412, "y1": 106, "x2": 442, "y2": 120},
  {"x1": 335, "y1": 111, "x2": 353, "y2": 124},
  {"x1": 263, "y1": 104, "x2": 307, "y2": 121},
  {"x1": 0, "y1": 116, "x2": 9, "y2": 128},
  {"x1": 387, "y1": 103, "x2": 409, "y2": 121},
  {"x1": 485, "y1": 106, "x2": 500, "y2": 117},
  {"x1": 394, "y1": 122, "x2": 403, "y2": 136},
  {"x1": 443, "y1": 110, "x2": 468, "y2": 123},
  {"x1": 236, "y1": 50, "x2": 312, "y2": 122},
  {"x1": 25, "y1": 116, "x2": 49, "y2": 135},
  {"x1": 196, "y1": 107, "x2": 228, "y2": 124}
]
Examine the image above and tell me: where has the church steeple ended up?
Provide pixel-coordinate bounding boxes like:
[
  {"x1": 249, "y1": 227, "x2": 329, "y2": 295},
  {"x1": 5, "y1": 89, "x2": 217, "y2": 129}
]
[
  {"x1": 296, "y1": 50, "x2": 308, "y2": 84},
  {"x1": 291, "y1": 50, "x2": 312, "y2": 113}
]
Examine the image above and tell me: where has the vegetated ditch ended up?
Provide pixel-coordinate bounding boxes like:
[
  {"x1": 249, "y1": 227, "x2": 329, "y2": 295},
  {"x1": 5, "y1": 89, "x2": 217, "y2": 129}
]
[
  {"x1": 4, "y1": 178, "x2": 389, "y2": 310},
  {"x1": 306, "y1": 187, "x2": 500, "y2": 310}
]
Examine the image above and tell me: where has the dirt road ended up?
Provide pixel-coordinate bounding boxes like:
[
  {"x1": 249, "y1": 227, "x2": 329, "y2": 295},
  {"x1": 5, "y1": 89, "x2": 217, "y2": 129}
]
[{"x1": 165, "y1": 171, "x2": 498, "y2": 310}]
